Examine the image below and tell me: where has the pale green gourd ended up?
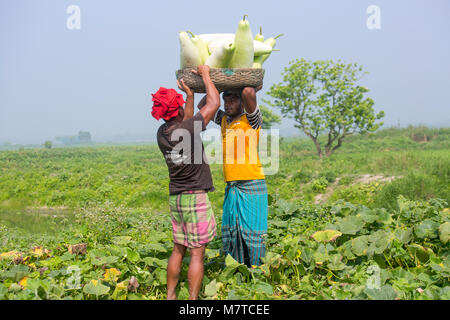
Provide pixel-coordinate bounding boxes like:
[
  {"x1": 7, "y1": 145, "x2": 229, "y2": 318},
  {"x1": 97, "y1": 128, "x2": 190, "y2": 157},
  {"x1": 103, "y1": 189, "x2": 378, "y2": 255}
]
[
  {"x1": 187, "y1": 31, "x2": 209, "y2": 64},
  {"x1": 253, "y1": 34, "x2": 283, "y2": 68},
  {"x1": 179, "y1": 31, "x2": 202, "y2": 68},
  {"x1": 229, "y1": 15, "x2": 254, "y2": 68},
  {"x1": 254, "y1": 26, "x2": 264, "y2": 42},
  {"x1": 264, "y1": 33, "x2": 284, "y2": 49},
  {"x1": 208, "y1": 37, "x2": 272, "y2": 56},
  {"x1": 205, "y1": 42, "x2": 235, "y2": 68}
]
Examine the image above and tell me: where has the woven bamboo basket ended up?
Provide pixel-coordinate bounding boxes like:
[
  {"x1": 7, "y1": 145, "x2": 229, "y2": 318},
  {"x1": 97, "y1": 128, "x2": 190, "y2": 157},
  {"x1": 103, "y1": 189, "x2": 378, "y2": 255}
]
[{"x1": 175, "y1": 68, "x2": 265, "y2": 93}]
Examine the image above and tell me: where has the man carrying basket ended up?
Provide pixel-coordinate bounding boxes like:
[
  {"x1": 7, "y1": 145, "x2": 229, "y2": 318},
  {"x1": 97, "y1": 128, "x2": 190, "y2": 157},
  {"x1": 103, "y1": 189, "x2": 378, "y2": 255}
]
[
  {"x1": 152, "y1": 65, "x2": 220, "y2": 300},
  {"x1": 199, "y1": 85, "x2": 268, "y2": 267}
]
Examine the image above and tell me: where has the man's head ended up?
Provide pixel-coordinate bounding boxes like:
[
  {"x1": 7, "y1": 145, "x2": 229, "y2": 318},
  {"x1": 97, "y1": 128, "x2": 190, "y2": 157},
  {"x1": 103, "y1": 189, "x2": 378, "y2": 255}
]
[
  {"x1": 151, "y1": 87, "x2": 185, "y2": 122},
  {"x1": 165, "y1": 106, "x2": 184, "y2": 123},
  {"x1": 223, "y1": 89, "x2": 243, "y2": 117}
]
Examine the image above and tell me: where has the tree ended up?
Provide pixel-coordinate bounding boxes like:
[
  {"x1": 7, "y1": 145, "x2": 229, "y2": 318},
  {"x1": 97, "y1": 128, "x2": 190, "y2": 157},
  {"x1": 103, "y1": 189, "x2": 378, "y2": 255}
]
[
  {"x1": 264, "y1": 59, "x2": 385, "y2": 158},
  {"x1": 78, "y1": 131, "x2": 91, "y2": 143},
  {"x1": 259, "y1": 105, "x2": 281, "y2": 129},
  {"x1": 56, "y1": 136, "x2": 78, "y2": 145},
  {"x1": 44, "y1": 141, "x2": 52, "y2": 149}
]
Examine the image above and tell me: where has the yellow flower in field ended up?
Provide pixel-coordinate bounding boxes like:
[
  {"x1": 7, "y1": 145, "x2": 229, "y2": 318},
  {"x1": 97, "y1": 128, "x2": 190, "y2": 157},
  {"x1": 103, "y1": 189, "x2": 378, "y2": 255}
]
[
  {"x1": 91, "y1": 279, "x2": 99, "y2": 286},
  {"x1": 31, "y1": 246, "x2": 43, "y2": 256},
  {"x1": 279, "y1": 284, "x2": 289, "y2": 293},
  {"x1": 30, "y1": 246, "x2": 50, "y2": 257},
  {"x1": 111, "y1": 281, "x2": 128, "y2": 300},
  {"x1": 19, "y1": 276, "x2": 28, "y2": 288},
  {"x1": 116, "y1": 281, "x2": 127, "y2": 290},
  {"x1": 28, "y1": 263, "x2": 37, "y2": 270},
  {"x1": 103, "y1": 268, "x2": 121, "y2": 282},
  {"x1": 0, "y1": 251, "x2": 21, "y2": 260}
]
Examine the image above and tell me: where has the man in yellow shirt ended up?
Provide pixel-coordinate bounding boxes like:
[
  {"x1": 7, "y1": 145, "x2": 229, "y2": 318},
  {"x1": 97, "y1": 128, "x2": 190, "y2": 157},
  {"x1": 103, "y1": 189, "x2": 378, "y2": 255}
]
[{"x1": 206, "y1": 86, "x2": 268, "y2": 267}]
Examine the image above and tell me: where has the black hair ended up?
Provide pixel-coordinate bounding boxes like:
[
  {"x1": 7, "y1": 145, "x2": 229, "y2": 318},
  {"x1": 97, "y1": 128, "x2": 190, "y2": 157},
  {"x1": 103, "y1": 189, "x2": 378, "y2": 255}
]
[{"x1": 222, "y1": 90, "x2": 242, "y2": 99}]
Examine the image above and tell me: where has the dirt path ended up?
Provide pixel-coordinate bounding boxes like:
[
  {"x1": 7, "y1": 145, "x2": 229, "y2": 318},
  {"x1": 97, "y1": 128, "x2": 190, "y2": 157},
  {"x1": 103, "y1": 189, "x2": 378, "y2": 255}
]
[{"x1": 314, "y1": 174, "x2": 400, "y2": 204}]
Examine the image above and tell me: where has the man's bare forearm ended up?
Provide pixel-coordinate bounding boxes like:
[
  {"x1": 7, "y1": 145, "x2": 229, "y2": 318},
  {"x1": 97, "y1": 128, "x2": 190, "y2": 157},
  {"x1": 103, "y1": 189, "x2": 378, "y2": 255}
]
[
  {"x1": 183, "y1": 93, "x2": 194, "y2": 120},
  {"x1": 197, "y1": 95, "x2": 207, "y2": 110},
  {"x1": 197, "y1": 66, "x2": 220, "y2": 125},
  {"x1": 241, "y1": 87, "x2": 257, "y2": 114},
  {"x1": 202, "y1": 73, "x2": 220, "y2": 108}
]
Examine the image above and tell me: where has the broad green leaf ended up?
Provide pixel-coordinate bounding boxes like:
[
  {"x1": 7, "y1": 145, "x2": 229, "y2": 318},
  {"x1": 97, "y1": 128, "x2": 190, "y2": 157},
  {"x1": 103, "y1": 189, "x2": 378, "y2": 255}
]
[
  {"x1": 351, "y1": 236, "x2": 369, "y2": 256},
  {"x1": 179, "y1": 287, "x2": 190, "y2": 300},
  {"x1": 60, "y1": 252, "x2": 76, "y2": 261},
  {"x1": 369, "y1": 230, "x2": 392, "y2": 255},
  {"x1": 394, "y1": 228, "x2": 413, "y2": 244},
  {"x1": 414, "y1": 219, "x2": 440, "y2": 239},
  {"x1": 311, "y1": 230, "x2": 342, "y2": 243},
  {"x1": 339, "y1": 240, "x2": 356, "y2": 260},
  {"x1": 8, "y1": 283, "x2": 22, "y2": 293},
  {"x1": 225, "y1": 254, "x2": 240, "y2": 268},
  {"x1": 205, "y1": 279, "x2": 217, "y2": 297},
  {"x1": 357, "y1": 208, "x2": 378, "y2": 224},
  {"x1": 153, "y1": 268, "x2": 166, "y2": 285},
  {"x1": 220, "y1": 255, "x2": 243, "y2": 281},
  {"x1": 374, "y1": 209, "x2": 393, "y2": 224},
  {"x1": 82, "y1": 280, "x2": 110, "y2": 297},
  {"x1": 253, "y1": 281, "x2": 274, "y2": 295},
  {"x1": 112, "y1": 236, "x2": 132, "y2": 246},
  {"x1": 299, "y1": 248, "x2": 313, "y2": 264},
  {"x1": 275, "y1": 199, "x2": 298, "y2": 216},
  {"x1": 313, "y1": 244, "x2": 329, "y2": 264},
  {"x1": 439, "y1": 222, "x2": 450, "y2": 244},
  {"x1": 125, "y1": 249, "x2": 140, "y2": 263},
  {"x1": 90, "y1": 255, "x2": 117, "y2": 266},
  {"x1": 407, "y1": 244, "x2": 433, "y2": 263},
  {"x1": 336, "y1": 216, "x2": 365, "y2": 235},
  {"x1": 145, "y1": 243, "x2": 167, "y2": 253},
  {"x1": 439, "y1": 287, "x2": 450, "y2": 300},
  {"x1": 0, "y1": 285, "x2": 7, "y2": 299},
  {"x1": 142, "y1": 257, "x2": 166, "y2": 268},
  {"x1": 364, "y1": 285, "x2": 398, "y2": 300},
  {"x1": 328, "y1": 254, "x2": 346, "y2": 271},
  {"x1": 88, "y1": 249, "x2": 109, "y2": 258},
  {"x1": 3, "y1": 265, "x2": 29, "y2": 282}
]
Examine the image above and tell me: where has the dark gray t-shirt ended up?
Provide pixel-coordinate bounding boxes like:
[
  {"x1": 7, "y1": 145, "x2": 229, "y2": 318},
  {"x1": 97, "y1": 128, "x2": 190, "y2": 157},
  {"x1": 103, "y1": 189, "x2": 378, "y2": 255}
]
[{"x1": 157, "y1": 112, "x2": 214, "y2": 195}]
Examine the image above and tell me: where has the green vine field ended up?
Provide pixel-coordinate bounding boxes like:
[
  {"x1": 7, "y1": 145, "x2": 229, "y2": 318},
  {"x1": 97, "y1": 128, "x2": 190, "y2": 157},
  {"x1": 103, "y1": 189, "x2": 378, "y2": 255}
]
[{"x1": 0, "y1": 126, "x2": 449, "y2": 300}]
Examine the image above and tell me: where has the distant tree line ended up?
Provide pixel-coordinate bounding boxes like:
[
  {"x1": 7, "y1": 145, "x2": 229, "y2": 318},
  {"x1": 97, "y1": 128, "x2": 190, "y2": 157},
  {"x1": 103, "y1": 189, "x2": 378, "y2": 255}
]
[{"x1": 55, "y1": 131, "x2": 92, "y2": 146}]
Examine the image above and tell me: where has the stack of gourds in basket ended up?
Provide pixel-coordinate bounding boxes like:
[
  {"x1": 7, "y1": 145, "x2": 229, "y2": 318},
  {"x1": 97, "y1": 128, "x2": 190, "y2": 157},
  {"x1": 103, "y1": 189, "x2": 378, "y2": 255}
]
[{"x1": 176, "y1": 15, "x2": 282, "y2": 93}]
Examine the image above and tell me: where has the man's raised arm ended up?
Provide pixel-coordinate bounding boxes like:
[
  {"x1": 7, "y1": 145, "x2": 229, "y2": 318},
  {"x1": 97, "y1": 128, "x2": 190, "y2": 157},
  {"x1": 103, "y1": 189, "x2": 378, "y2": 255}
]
[
  {"x1": 195, "y1": 65, "x2": 220, "y2": 125},
  {"x1": 241, "y1": 85, "x2": 262, "y2": 114}
]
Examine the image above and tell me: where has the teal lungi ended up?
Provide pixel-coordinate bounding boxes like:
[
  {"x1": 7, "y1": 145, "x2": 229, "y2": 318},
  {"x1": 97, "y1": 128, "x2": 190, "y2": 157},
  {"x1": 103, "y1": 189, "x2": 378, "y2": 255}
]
[{"x1": 222, "y1": 179, "x2": 268, "y2": 267}]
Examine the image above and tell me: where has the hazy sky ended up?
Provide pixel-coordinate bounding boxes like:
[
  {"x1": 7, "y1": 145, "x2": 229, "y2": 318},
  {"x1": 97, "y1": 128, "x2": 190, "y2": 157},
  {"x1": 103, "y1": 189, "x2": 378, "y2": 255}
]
[{"x1": 1, "y1": 0, "x2": 449, "y2": 144}]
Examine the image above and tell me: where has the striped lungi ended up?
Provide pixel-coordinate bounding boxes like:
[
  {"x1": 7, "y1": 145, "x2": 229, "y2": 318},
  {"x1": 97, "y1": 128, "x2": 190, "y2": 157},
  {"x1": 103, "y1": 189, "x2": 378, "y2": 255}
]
[
  {"x1": 222, "y1": 179, "x2": 268, "y2": 267},
  {"x1": 169, "y1": 191, "x2": 216, "y2": 248}
]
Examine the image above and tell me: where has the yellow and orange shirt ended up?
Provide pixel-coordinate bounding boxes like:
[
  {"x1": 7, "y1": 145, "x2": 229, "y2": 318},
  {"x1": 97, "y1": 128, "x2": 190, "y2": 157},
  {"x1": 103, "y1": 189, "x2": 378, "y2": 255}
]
[{"x1": 214, "y1": 107, "x2": 265, "y2": 182}]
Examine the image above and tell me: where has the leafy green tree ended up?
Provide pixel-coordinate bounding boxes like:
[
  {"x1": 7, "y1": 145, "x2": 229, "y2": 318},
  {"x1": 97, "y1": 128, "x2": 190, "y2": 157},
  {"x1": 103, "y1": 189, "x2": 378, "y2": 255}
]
[
  {"x1": 78, "y1": 131, "x2": 92, "y2": 143},
  {"x1": 44, "y1": 141, "x2": 52, "y2": 149},
  {"x1": 264, "y1": 59, "x2": 385, "y2": 158},
  {"x1": 259, "y1": 104, "x2": 281, "y2": 129}
]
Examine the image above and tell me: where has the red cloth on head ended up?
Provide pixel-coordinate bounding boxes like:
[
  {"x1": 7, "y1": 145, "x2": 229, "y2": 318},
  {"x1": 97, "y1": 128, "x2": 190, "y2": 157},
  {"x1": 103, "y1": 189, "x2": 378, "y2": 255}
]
[{"x1": 151, "y1": 87, "x2": 185, "y2": 120}]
